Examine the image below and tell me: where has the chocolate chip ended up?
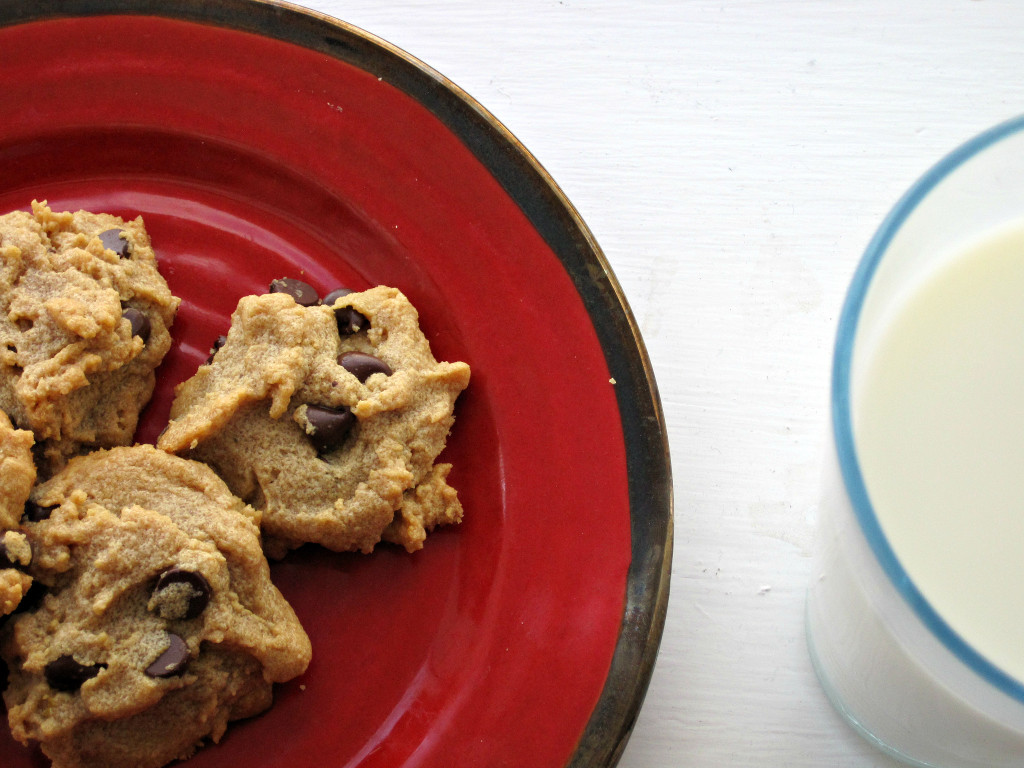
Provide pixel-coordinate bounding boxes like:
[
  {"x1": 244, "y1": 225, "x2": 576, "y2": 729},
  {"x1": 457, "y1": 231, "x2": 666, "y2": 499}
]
[
  {"x1": 338, "y1": 351, "x2": 392, "y2": 382},
  {"x1": 205, "y1": 335, "x2": 228, "y2": 364},
  {"x1": 145, "y1": 633, "x2": 190, "y2": 678},
  {"x1": 269, "y1": 277, "x2": 319, "y2": 307},
  {"x1": 324, "y1": 288, "x2": 367, "y2": 334},
  {"x1": 99, "y1": 228, "x2": 131, "y2": 258},
  {"x1": 22, "y1": 500, "x2": 55, "y2": 522},
  {"x1": 323, "y1": 287, "x2": 353, "y2": 305},
  {"x1": 44, "y1": 655, "x2": 105, "y2": 692},
  {"x1": 12, "y1": 580, "x2": 46, "y2": 615},
  {"x1": 152, "y1": 568, "x2": 212, "y2": 620},
  {"x1": 335, "y1": 307, "x2": 368, "y2": 335},
  {"x1": 305, "y1": 404, "x2": 355, "y2": 454},
  {"x1": 122, "y1": 308, "x2": 151, "y2": 343}
]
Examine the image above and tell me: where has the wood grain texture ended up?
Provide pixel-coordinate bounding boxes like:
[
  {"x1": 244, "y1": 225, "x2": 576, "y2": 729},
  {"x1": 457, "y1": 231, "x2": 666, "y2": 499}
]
[{"x1": 298, "y1": 1, "x2": 1024, "y2": 765}]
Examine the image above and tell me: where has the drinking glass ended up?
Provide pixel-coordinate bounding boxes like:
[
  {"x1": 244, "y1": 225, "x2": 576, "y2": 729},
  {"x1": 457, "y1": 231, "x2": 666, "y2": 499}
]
[{"x1": 807, "y1": 115, "x2": 1024, "y2": 768}]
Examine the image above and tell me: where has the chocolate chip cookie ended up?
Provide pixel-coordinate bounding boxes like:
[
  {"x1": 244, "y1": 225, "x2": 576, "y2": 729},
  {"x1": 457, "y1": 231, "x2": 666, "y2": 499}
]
[
  {"x1": 158, "y1": 284, "x2": 470, "y2": 557},
  {"x1": 0, "y1": 202, "x2": 179, "y2": 477},
  {"x1": 1, "y1": 446, "x2": 311, "y2": 768}
]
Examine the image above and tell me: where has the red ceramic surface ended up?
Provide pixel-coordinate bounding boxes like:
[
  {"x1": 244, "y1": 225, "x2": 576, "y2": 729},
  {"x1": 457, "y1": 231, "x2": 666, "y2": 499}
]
[{"x1": 0, "y1": 11, "x2": 635, "y2": 768}]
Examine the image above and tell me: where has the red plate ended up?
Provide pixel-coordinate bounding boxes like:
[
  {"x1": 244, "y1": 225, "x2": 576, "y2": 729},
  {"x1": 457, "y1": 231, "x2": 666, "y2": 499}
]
[{"x1": 0, "y1": 3, "x2": 671, "y2": 767}]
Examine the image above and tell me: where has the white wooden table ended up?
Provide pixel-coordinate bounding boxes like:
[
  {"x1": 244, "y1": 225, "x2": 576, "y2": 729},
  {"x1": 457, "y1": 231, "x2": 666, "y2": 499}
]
[{"x1": 300, "y1": 2, "x2": 1024, "y2": 765}]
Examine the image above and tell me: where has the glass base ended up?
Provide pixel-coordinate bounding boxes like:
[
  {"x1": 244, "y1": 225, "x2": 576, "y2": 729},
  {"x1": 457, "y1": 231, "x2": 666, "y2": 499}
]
[{"x1": 806, "y1": 597, "x2": 939, "y2": 768}]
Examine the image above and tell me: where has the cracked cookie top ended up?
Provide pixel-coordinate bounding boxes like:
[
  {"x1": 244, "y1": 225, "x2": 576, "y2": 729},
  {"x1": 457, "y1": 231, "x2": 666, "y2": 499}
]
[
  {"x1": 158, "y1": 285, "x2": 470, "y2": 557},
  {"x1": 0, "y1": 202, "x2": 179, "y2": 477}
]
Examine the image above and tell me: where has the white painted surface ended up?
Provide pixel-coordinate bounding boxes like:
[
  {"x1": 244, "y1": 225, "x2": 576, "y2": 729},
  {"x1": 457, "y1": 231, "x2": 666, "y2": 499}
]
[{"x1": 294, "y1": 2, "x2": 1024, "y2": 765}]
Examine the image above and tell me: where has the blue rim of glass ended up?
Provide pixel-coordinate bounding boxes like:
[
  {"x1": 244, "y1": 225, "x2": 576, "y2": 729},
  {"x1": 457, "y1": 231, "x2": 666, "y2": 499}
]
[{"x1": 833, "y1": 113, "x2": 1024, "y2": 704}]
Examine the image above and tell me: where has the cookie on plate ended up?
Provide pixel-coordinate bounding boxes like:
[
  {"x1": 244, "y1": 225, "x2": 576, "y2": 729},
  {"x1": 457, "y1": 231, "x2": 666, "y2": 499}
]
[
  {"x1": 1, "y1": 446, "x2": 311, "y2": 768},
  {"x1": 158, "y1": 283, "x2": 470, "y2": 557},
  {"x1": 0, "y1": 202, "x2": 179, "y2": 477}
]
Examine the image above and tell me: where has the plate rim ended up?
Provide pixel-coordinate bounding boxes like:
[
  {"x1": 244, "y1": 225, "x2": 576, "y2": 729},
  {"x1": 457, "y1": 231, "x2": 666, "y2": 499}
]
[{"x1": 0, "y1": 2, "x2": 674, "y2": 766}]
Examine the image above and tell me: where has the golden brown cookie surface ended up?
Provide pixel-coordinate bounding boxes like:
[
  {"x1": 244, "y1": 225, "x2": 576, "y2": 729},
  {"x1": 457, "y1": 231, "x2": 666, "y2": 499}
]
[
  {"x1": 1, "y1": 446, "x2": 311, "y2": 768},
  {"x1": 0, "y1": 202, "x2": 179, "y2": 476},
  {"x1": 158, "y1": 285, "x2": 470, "y2": 556},
  {"x1": 0, "y1": 409, "x2": 35, "y2": 615}
]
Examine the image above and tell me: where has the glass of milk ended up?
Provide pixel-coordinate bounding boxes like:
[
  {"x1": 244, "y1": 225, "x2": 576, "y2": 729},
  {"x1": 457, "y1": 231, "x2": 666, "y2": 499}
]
[{"x1": 807, "y1": 115, "x2": 1024, "y2": 767}]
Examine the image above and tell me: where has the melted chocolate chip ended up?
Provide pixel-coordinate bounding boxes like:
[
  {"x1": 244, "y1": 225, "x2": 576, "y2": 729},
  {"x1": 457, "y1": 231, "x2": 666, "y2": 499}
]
[
  {"x1": 335, "y1": 307, "x2": 368, "y2": 335},
  {"x1": 99, "y1": 228, "x2": 131, "y2": 258},
  {"x1": 22, "y1": 500, "x2": 55, "y2": 523},
  {"x1": 304, "y1": 404, "x2": 355, "y2": 454},
  {"x1": 152, "y1": 568, "x2": 212, "y2": 620},
  {"x1": 338, "y1": 351, "x2": 393, "y2": 382},
  {"x1": 122, "y1": 308, "x2": 151, "y2": 343},
  {"x1": 205, "y1": 335, "x2": 228, "y2": 365},
  {"x1": 145, "y1": 633, "x2": 190, "y2": 678},
  {"x1": 269, "y1": 277, "x2": 319, "y2": 307},
  {"x1": 324, "y1": 289, "x2": 367, "y2": 334},
  {"x1": 45, "y1": 655, "x2": 105, "y2": 692}
]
